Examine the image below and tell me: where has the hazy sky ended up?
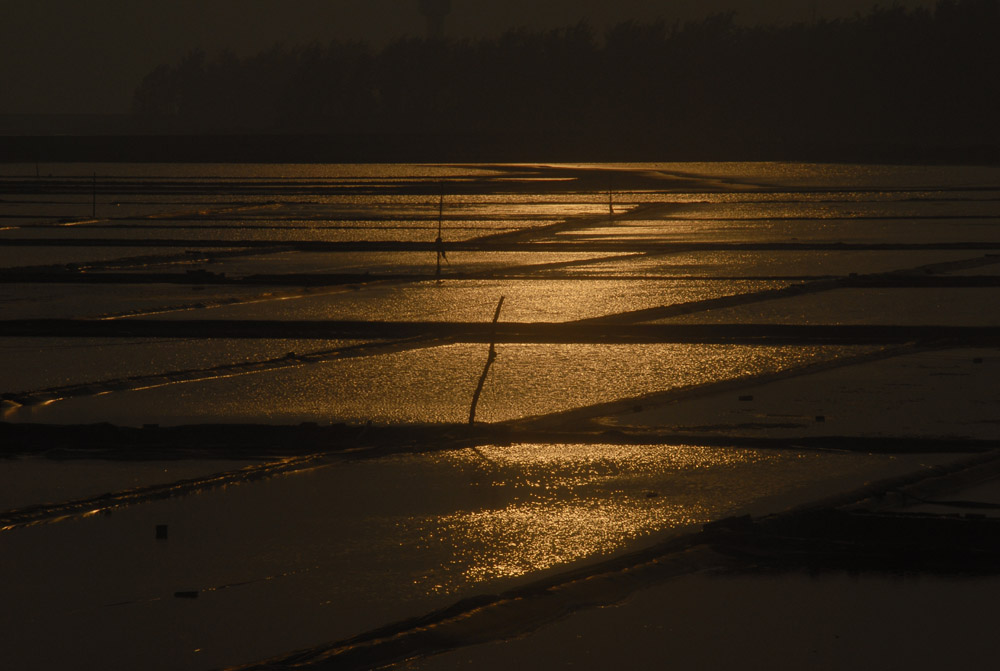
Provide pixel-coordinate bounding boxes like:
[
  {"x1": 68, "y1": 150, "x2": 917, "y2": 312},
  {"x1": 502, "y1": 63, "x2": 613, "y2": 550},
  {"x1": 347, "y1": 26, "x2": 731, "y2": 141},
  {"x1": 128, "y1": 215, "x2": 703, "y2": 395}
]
[{"x1": 1, "y1": 0, "x2": 937, "y2": 115}]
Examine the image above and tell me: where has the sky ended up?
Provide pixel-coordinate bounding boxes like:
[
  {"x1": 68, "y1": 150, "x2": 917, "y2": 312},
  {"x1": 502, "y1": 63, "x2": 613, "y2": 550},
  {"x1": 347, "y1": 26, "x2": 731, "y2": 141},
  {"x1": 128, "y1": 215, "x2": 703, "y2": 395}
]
[{"x1": 1, "y1": 0, "x2": 937, "y2": 115}]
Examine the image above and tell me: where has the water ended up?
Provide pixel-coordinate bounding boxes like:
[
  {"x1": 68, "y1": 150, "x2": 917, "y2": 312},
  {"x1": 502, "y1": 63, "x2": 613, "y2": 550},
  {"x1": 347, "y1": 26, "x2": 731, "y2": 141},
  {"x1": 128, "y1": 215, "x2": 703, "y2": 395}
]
[
  {"x1": 656, "y1": 288, "x2": 1000, "y2": 326},
  {"x1": 2, "y1": 161, "x2": 999, "y2": 670},
  {"x1": 0, "y1": 444, "x2": 950, "y2": 671},
  {"x1": 137, "y1": 278, "x2": 788, "y2": 323},
  {"x1": 4, "y1": 342, "x2": 860, "y2": 426}
]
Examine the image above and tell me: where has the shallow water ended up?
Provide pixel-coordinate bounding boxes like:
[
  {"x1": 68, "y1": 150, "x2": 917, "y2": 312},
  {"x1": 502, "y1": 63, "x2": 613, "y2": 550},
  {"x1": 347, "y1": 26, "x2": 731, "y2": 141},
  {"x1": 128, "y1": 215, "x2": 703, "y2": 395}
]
[
  {"x1": 560, "y1": 218, "x2": 1000, "y2": 244},
  {"x1": 2, "y1": 161, "x2": 999, "y2": 671},
  {"x1": 0, "y1": 337, "x2": 363, "y2": 392},
  {"x1": 4, "y1": 343, "x2": 860, "y2": 426},
  {"x1": 572, "y1": 249, "x2": 981, "y2": 278},
  {"x1": 656, "y1": 288, "x2": 1000, "y2": 326},
  {"x1": 0, "y1": 283, "x2": 274, "y2": 320},
  {"x1": 606, "y1": 347, "x2": 1000, "y2": 440},
  {"x1": 0, "y1": 444, "x2": 947, "y2": 671},
  {"x1": 0, "y1": 245, "x2": 175, "y2": 269},
  {"x1": 141, "y1": 278, "x2": 787, "y2": 323},
  {"x1": 0, "y1": 456, "x2": 263, "y2": 510}
]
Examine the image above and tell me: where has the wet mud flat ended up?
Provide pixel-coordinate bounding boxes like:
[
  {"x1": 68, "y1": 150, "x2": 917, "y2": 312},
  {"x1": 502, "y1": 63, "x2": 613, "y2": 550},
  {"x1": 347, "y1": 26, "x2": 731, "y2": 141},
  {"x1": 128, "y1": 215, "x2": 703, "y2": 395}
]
[
  {"x1": 2, "y1": 162, "x2": 1000, "y2": 670},
  {"x1": 233, "y1": 450, "x2": 1000, "y2": 671},
  {"x1": 395, "y1": 449, "x2": 1000, "y2": 671}
]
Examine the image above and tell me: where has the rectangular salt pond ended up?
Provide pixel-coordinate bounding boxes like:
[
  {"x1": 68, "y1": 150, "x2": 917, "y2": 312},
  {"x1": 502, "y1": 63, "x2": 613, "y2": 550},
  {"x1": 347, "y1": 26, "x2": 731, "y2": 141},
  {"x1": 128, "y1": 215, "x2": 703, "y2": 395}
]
[
  {"x1": 0, "y1": 456, "x2": 264, "y2": 511},
  {"x1": 554, "y1": 218, "x2": 1000, "y2": 244},
  {"x1": 50, "y1": 218, "x2": 549, "y2": 241},
  {"x1": 0, "y1": 442, "x2": 950, "y2": 671},
  {"x1": 0, "y1": 283, "x2": 284, "y2": 320},
  {"x1": 659, "y1": 189, "x2": 1000, "y2": 204},
  {"x1": 262, "y1": 201, "x2": 615, "y2": 217},
  {"x1": 655, "y1": 198, "x2": 1000, "y2": 220},
  {"x1": 0, "y1": 195, "x2": 279, "y2": 223},
  {"x1": 3, "y1": 223, "x2": 513, "y2": 243},
  {"x1": 0, "y1": 198, "x2": 621, "y2": 243},
  {"x1": 130, "y1": 250, "x2": 623, "y2": 277},
  {"x1": 561, "y1": 250, "x2": 987, "y2": 278},
  {"x1": 3, "y1": 343, "x2": 867, "y2": 426},
  {"x1": 948, "y1": 263, "x2": 1000, "y2": 276},
  {"x1": 0, "y1": 246, "x2": 184, "y2": 269},
  {"x1": 635, "y1": 162, "x2": 1000, "y2": 189},
  {"x1": 0, "y1": 338, "x2": 366, "y2": 392},
  {"x1": 602, "y1": 348, "x2": 1000, "y2": 441},
  {"x1": 141, "y1": 278, "x2": 789, "y2": 323},
  {"x1": 654, "y1": 287, "x2": 1000, "y2": 327}
]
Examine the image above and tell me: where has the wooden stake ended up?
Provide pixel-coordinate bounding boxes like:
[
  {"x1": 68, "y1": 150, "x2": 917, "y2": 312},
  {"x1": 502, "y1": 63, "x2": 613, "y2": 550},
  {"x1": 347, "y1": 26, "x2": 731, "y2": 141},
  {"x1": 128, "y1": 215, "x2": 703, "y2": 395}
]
[
  {"x1": 435, "y1": 184, "x2": 445, "y2": 278},
  {"x1": 468, "y1": 296, "x2": 505, "y2": 424},
  {"x1": 608, "y1": 176, "x2": 614, "y2": 221}
]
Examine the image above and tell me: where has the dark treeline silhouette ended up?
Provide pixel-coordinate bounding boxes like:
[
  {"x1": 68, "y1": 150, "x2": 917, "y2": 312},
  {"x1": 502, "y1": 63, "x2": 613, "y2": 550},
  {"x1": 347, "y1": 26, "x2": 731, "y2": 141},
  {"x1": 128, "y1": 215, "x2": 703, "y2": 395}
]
[{"x1": 128, "y1": 0, "x2": 998, "y2": 160}]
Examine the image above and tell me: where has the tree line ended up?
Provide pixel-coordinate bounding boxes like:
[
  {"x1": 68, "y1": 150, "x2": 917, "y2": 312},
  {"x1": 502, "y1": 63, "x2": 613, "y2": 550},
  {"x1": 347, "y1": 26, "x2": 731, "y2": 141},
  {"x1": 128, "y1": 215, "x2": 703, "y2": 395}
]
[{"x1": 131, "y1": 0, "x2": 999, "y2": 158}]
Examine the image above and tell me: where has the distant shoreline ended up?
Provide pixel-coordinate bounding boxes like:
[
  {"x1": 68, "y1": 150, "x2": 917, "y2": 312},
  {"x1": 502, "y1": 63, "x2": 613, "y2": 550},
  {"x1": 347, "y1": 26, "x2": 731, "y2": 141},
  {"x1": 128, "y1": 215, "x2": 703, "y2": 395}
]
[{"x1": 2, "y1": 134, "x2": 998, "y2": 165}]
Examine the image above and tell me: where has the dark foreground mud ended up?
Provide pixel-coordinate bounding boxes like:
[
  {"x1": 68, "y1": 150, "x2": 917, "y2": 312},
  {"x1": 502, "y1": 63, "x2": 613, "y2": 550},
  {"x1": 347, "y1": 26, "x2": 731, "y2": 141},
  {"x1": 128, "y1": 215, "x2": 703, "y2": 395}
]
[{"x1": 222, "y1": 450, "x2": 1000, "y2": 671}]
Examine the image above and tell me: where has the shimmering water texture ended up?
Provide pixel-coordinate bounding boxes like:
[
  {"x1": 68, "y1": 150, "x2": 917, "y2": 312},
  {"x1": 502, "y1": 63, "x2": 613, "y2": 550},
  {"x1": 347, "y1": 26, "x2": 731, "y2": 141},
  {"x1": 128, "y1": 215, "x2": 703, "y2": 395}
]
[
  {"x1": 417, "y1": 442, "x2": 901, "y2": 589},
  {"x1": 3, "y1": 162, "x2": 1000, "y2": 671},
  {"x1": 5, "y1": 162, "x2": 999, "y2": 429},
  {"x1": 0, "y1": 442, "x2": 947, "y2": 671},
  {"x1": 3, "y1": 342, "x2": 854, "y2": 425}
]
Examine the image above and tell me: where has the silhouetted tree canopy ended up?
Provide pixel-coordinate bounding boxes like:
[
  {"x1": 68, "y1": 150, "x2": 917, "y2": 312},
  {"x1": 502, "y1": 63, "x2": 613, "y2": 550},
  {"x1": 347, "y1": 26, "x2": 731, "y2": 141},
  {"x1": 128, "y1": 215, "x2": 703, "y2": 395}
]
[{"x1": 132, "y1": 0, "x2": 999, "y2": 156}]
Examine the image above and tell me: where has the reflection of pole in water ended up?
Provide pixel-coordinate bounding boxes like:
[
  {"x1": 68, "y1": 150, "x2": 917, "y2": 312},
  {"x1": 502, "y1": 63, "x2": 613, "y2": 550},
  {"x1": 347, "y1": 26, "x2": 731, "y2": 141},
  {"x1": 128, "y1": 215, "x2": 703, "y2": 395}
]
[
  {"x1": 92, "y1": 173, "x2": 97, "y2": 218},
  {"x1": 469, "y1": 295, "x2": 505, "y2": 424}
]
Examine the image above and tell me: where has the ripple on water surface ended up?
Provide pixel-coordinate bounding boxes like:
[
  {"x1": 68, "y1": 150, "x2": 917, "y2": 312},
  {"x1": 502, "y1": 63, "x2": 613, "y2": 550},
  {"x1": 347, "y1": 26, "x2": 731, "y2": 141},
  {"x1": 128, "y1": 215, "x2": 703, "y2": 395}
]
[{"x1": 3, "y1": 343, "x2": 866, "y2": 426}]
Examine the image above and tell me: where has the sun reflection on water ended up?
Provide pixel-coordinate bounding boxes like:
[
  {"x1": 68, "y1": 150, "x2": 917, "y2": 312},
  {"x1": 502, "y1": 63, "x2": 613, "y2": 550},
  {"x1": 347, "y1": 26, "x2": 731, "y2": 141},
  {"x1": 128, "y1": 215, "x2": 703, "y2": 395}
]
[
  {"x1": 412, "y1": 443, "x2": 775, "y2": 592},
  {"x1": 434, "y1": 499, "x2": 710, "y2": 585}
]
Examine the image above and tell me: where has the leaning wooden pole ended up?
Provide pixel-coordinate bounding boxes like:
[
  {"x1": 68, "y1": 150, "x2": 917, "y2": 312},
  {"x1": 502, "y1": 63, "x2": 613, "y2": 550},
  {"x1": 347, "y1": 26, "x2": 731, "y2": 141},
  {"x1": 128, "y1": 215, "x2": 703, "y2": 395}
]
[
  {"x1": 435, "y1": 186, "x2": 445, "y2": 279},
  {"x1": 608, "y1": 175, "x2": 614, "y2": 221},
  {"x1": 468, "y1": 295, "x2": 505, "y2": 425}
]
